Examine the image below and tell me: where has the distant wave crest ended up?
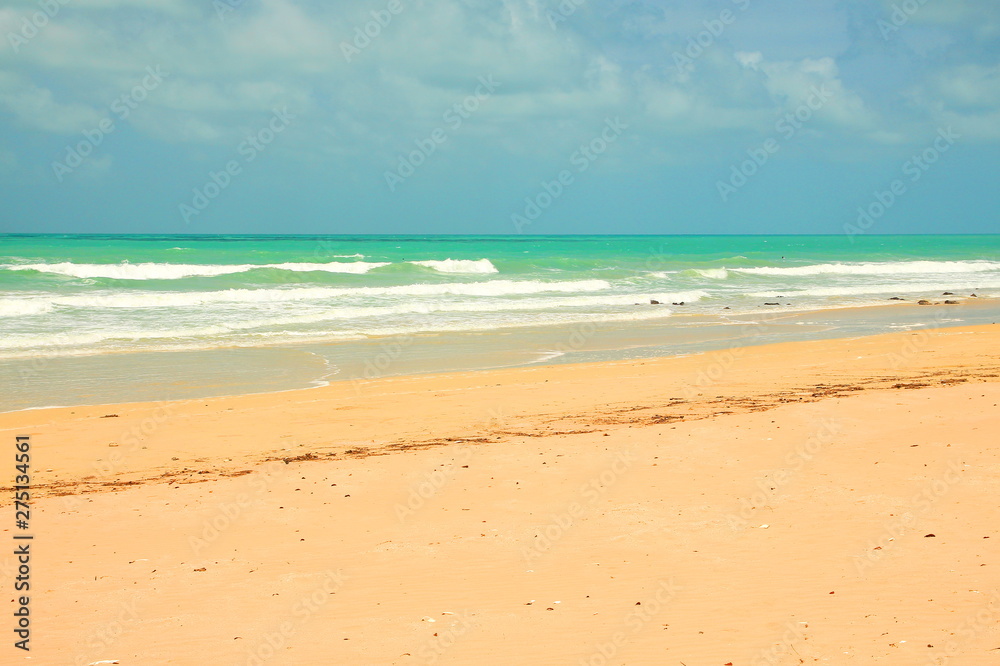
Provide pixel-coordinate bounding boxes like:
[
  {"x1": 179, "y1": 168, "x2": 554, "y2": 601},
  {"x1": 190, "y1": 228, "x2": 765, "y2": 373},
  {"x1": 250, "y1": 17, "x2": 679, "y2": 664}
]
[
  {"x1": 409, "y1": 259, "x2": 498, "y2": 274},
  {"x1": 735, "y1": 260, "x2": 1000, "y2": 277},
  {"x1": 749, "y1": 279, "x2": 1000, "y2": 298},
  {"x1": 2, "y1": 261, "x2": 389, "y2": 280},
  {"x1": 691, "y1": 268, "x2": 729, "y2": 279},
  {"x1": 0, "y1": 279, "x2": 613, "y2": 311}
]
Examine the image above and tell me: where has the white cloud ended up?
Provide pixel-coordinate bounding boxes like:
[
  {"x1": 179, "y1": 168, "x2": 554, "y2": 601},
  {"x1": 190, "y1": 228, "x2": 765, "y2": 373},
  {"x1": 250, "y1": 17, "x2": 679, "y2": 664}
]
[
  {"x1": 224, "y1": 0, "x2": 343, "y2": 70},
  {"x1": 77, "y1": 153, "x2": 113, "y2": 179},
  {"x1": 908, "y1": 63, "x2": 1000, "y2": 140},
  {"x1": 0, "y1": 72, "x2": 102, "y2": 133},
  {"x1": 636, "y1": 50, "x2": 880, "y2": 143},
  {"x1": 153, "y1": 79, "x2": 307, "y2": 114},
  {"x1": 752, "y1": 55, "x2": 879, "y2": 133},
  {"x1": 0, "y1": 0, "x2": 995, "y2": 167},
  {"x1": 931, "y1": 63, "x2": 1000, "y2": 110}
]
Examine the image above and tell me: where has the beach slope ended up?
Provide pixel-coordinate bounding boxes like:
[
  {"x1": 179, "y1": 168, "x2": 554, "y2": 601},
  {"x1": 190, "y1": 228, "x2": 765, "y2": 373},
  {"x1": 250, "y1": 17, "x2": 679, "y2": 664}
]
[{"x1": 2, "y1": 325, "x2": 999, "y2": 664}]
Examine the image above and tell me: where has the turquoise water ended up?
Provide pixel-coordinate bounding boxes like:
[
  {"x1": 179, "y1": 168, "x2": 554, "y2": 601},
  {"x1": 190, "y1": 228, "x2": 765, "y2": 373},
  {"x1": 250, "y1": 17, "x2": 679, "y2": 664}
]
[{"x1": 2, "y1": 234, "x2": 999, "y2": 410}]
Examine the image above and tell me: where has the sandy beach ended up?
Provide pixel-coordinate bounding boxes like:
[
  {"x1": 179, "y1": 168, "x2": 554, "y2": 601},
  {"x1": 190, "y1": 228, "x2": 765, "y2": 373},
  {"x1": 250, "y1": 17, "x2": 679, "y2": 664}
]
[
  {"x1": 6, "y1": 0, "x2": 1000, "y2": 661},
  {"x1": 3, "y1": 324, "x2": 999, "y2": 665}
]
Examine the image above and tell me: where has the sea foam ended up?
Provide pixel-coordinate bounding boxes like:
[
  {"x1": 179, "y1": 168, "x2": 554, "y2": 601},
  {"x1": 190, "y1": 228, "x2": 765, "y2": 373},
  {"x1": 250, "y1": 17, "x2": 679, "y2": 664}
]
[
  {"x1": 409, "y1": 259, "x2": 499, "y2": 274},
  {"x1": 3, "y1": 261, "x2": 389, "y2": 280},
  {"x1": 0, "y1": 300, "x2": 54, "y2": 317},
  {"x1": 6, "y1": 279, "x2": 614, "y2": 310},
  {"x1": 734, "y1": 260, "x2": 1000, "y2": 277}
]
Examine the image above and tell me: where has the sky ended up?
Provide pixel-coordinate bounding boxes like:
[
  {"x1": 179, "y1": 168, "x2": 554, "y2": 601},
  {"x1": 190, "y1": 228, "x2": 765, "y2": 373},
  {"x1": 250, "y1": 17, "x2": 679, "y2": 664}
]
[{"x1": 0, "y1": 0, "x2": 998, "y2": 235}]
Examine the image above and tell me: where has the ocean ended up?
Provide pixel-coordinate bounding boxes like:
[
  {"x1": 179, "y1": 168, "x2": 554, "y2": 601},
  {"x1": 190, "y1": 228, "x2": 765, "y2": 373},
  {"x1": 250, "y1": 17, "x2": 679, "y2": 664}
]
[{"x1": 2, "y1": 234, "x2": 999, "y2": 411}]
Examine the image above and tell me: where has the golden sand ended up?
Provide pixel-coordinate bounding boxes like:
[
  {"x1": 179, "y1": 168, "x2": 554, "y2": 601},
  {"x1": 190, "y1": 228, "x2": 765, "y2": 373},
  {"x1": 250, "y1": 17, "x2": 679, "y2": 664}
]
[{"x1": 2, "y1": 325, "x2": 999, "y2": 664}]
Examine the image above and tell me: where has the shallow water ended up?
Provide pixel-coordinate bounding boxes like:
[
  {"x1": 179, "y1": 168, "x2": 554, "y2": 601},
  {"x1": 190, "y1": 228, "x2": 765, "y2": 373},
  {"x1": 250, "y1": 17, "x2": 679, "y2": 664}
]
[{"x1": 2, "y1": 234, "x2": 998, "y2": 410}]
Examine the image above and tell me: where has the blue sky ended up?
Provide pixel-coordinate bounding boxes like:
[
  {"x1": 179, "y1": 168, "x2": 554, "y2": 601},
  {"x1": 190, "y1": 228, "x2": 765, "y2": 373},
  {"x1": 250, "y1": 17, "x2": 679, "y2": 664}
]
[{"x1": 0, "y1": 0, "x2": 998, "y2": 234}]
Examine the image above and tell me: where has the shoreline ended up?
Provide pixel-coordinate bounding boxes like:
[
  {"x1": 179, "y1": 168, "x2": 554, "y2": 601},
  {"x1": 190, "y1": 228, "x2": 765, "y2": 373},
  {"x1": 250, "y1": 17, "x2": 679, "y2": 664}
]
[
  {"x1": 4, "y1": 322, "x2": 999, "y2": 496},
  {"x1": 4, "y1": 296, "x2": 999, "y2": 414}
]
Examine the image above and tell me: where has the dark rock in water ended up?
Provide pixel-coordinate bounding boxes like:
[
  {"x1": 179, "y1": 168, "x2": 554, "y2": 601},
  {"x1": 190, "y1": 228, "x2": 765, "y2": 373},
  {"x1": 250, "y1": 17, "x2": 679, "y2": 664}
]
[
  {"x1": 764, "y1": 302, "x2": 780, "y2": 305},
  {"x1": 944, "y1": 300, "x2": 959, "y2": 305},
  {"x1": 650, "y1": 300, "x2": 661, "y2": 305},
  {"x1": 917, "y1": 300, "x2": 931, "y2": 305},
  {"x1": 723, "y1": 306, "x2": 730, "y2": 309},
  {"x1": 971, "y1": 293, "x2": 978, "y2": 297},
  {"x1": 889, "y1": 297, "x2": 904, "y2": 301},
  {"x1": 943, "y1": 292, "x2": 954, "y2": 295},
  {"x1": 671, "y1": 302, "x2": 685, "y2": 306}
]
